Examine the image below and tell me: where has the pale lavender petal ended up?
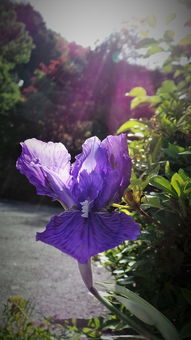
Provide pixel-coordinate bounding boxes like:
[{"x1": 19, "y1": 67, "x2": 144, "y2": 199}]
[
  {"x1": 72, "y1": 136, "x2": 101, "y2": 177},
  {"x1": 16, "y1": 138, "x2": 75, "y2": 207},
  {"x1": 95, "y1": 134, "x2": 132, "y2": 208},
  {"x1": 36, "y1": 210, "x2": 140, "y2": 264}
]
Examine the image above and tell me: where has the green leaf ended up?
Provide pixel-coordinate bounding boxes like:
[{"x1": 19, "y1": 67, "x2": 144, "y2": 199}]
[
  {"x1": 136, "y1": 38, "x2": 157, "y2": 48},
  {"x1": 165, "y1": 13, "x2": 176, "y2": 24},
  {"x1": 114, "y1": 285, "x2": 180, "y2": 340},
  {"x1": 157, "y1": 80, "x2": 177, "y2": 96},
  {"x1": 171, "y1": 173, "x2": 184, "y2": 197},
  {"x1": 149, "y1": 95, "x2": 161, "y2": 105},
  {"x1": 165, "y1": 160, "x2": 171, "y2": 178},
  {"x1": 178, "y1": 169, "x2": 191, "y2": 182},
  {"x1": 163, "y1": 64, "x2": 173, "y2": 73},
  {"x1": 150, "y1": 176, "x2": 177, "y2": 196},
  {"x1": 142, "y1": 195, "x2": 161, "y2": 208},
  {"x1": 128, "y1": 87, "x2": 147, "y2": 97},
  {"x1": 150, "y1": 136, "x2": 162, "y2": 162},
  {"x1": 173, "y1": 69, "x2": 182, "y2": 78},
  {"x1": 179, "y1": 151, "x2": 191, "y2": 155},
  {"x1": 130, "y1": 96, "x2": 148, "y2": 109},
  {"x1": 117, "y1": 119, "x2": 148, "y2": 134},
  {"x1": 145, "y1": 44, "x2": 164, "y2": 57},
  {"x1": 115, "y1": 295, "x2": 154, "y2": 325}
]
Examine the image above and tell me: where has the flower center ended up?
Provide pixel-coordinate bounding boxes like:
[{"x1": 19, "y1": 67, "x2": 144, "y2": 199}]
[{"x1": 80, "y1": 200, "x2": 89, "y2": 218}]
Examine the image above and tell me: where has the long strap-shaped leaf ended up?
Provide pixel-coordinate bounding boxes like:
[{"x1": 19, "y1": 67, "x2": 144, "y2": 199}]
[{"x1": 113, "y1": 284, "x2": 180, "y2": 340}]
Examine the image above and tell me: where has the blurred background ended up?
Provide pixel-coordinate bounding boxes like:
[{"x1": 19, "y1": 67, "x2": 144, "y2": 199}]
[{"x1": 0, "y1": 0, "x2": 190, "y2": 203}]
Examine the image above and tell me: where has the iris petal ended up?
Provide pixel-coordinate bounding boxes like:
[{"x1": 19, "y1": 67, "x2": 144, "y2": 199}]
[
  {"x1": 71, "y1": 137, "x2": 104, "y2": 204},
  {"x1": 36, "y1": 210, "x2": 140, "y2": 264},
  {"x1": 72, "y1": 136, "x2": 101, "y2": 177},
  {"x1": 16, "y1": 138, "x2": 75, "y2": 207},
  {"x1": 95, "y1": 134, "x2": 132, "y2": 208}
]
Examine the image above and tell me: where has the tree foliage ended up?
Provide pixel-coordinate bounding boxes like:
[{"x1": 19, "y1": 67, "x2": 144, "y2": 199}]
[{"x1": 0, "y1": 0, "x2": 33, "y2": 113}]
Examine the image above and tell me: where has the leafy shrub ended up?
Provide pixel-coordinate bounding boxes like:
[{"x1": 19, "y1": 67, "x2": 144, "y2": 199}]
[{"x1": 99, "y1": 11, "x2": 191, "y2": 337}]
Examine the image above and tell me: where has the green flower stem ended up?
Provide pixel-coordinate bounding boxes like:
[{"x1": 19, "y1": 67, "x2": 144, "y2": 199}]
[{"x1": 89, "y1": 287, "x2": 162, "y2": 340}]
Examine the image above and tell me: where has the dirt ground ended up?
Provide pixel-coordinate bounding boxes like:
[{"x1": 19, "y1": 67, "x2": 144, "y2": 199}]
[{"x1": 0, "y1": 200, "x2": 111, "y2": 321}]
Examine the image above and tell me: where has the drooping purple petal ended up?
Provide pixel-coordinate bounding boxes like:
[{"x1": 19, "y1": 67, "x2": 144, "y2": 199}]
[
  {"x1": 36, "y1": 210, "x2": 140, "y2": 264},
  {"x1": 94, "y1": 134, "x2": 132, "y2": 208},
  {"x1": 16, "y1": 138, "x2": 75, "y2": 208}
]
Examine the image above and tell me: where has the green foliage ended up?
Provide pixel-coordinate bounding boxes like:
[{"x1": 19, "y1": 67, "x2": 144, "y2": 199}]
[
  {"x1": 98, "y1": 283, "x2": 179, "y2": 340},
  {"x1": 0, "y1": 60, "x2": 21, "y2": 112},
  {"x1": 0, "y1": 0, "x2": 33, "y2": 113},
  {"x1": 0, "y1": 296, "x2": 62, "y2": 340},
  {"x1": 100, "y1": 9, "x2": 191, "y2": 336},
  {"x1": 0, "y1": 9, "x2": 33, "y2": 68}
]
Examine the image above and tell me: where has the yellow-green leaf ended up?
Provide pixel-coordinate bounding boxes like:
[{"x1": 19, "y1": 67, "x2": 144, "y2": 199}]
[
  {"x1": 145, "y1": 44, "x2": 164, "y2": 57},
  {"x1": 150, "y1": 175, "x2": 177, "y2": 196},
  {"x1": 127, "y1": 87, "x2": 147, "y2": 97},
  {"x1": 117, "y1": 119, "x2": 147, "y2": 134},
  {"x1": 130, "y1": 96, "x2": 148, "y2": 109},
  {"x1": 171, "y1": 173, "x2": 184, "y2": 197}
]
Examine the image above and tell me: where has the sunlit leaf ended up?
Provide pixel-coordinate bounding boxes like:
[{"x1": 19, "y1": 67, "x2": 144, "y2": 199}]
[
  {"x1": 127, "y1": 87, "x2": 147, "y2": 97},
  {"x1": 157, "y1": 80, "x2": 177, "y2": 95},
  {"x1": 117, "y1": 119, "x2": 147, "y2": 134},
  {"x1": 173, "y1": 69, "x2": 182, "y2": 78},
  {"x1": 165, "y1": 160, "x2": 171, "y2": 178},
  {"x1": 130, "y1": 96, "x2": 148, "y2": 109},
  {"x1": 145, "y1": 44, "x2": 164, "y2": 57},
  {"x1": 136, "y1": 37, "x2": 157, "y2": 48},
  {"x1": 150, "y1": 175, "x2": 177, "y2": 196},
  {"x1": 171, "y1": 173, "x2": 184, "y2": 197},
  {"x1": 142, "y1": 195, "x2": 161, "y2": 208},
  {"x1": 163, "y1": 64, "x2": 173, "y2": 73},
  {"x1": 178, "y1": 169, "x2": 191, "y2": 182}
]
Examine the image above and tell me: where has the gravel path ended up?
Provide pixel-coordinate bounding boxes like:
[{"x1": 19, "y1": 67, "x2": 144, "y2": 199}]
[{"x1": 0, "y1": 200, "x2": 111, "y2": 321}]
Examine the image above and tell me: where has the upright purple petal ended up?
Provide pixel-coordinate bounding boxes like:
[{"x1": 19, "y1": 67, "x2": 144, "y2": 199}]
[
  {"x1": 95, "y1": 134, "x2": 132, "y2": 208},
  {"x1": 16, "y1": 138, "x2": 75, "y2": 208},
  {"x1": 72, "y1": 136, "x2": 101, "y2": 177},
  {"x1": 36, "y1": 210, "x2": 140, "y2": 264},
  {"x1": 71, "y1": 137, "x2": 104, "y2": 204}
]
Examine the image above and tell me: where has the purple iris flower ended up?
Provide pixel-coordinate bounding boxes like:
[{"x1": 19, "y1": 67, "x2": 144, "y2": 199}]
[{"x1": 16, "y1": 134, "x2": 140, "y2": 265}]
